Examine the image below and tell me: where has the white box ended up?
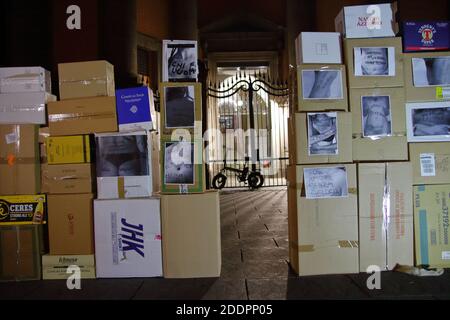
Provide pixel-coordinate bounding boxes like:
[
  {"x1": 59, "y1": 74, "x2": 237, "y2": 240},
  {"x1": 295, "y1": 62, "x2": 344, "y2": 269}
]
[
  {"x1": 295, "y1": 32, "x2": 342, "y2": 65},
  {"x1": 94, "y1": 198, "x2": 162, "y2": 278},
  {"x1": 95, "y1": 131, "x2": 154, "y2": 199},
  {"x1": 335, "y1": 2, "x2": 398, "y2": 39},
  {"x1": 0, "y1": 67, "x2": 51, "y2": 94},
  {"x1": 0, "y1": 92, "x2": 56, "y2": 124}
]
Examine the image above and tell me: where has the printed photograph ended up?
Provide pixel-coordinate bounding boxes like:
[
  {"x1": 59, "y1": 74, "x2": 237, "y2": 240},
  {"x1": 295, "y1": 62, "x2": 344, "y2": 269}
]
[
  {"x1": 96, "y1": 135, "x2": 149, "y2": 177},
  {"x1": 406, "y1": 103, "x2": 450, "y2": 142},
  {"x1": 302, "y1": 69, "x2": 343, "y2": 100},
  {"x1": 303, "y1": 166, "x2": 349, "y2": 199},
  {"x1": 412, "y1": 56, "x2": 450, "y2": 87},
  {"x1": 354, "y1": 47, "x2": 395, "y2": 76},
  {"x1": 307, "y1": 112, "x2": 338, "y2": 156},
  {"x1": 164, "y1": 142, "x2": 195, "y2": 185},
  {"x1": 163, "y1": 40, "x2": 198, "y2": 82},
  {"x1": 361, "y1": 96, "x2": 392, "y2": 137},
  {"x1": 165, "y1": 85, "x2": 195, "y2": 128}
]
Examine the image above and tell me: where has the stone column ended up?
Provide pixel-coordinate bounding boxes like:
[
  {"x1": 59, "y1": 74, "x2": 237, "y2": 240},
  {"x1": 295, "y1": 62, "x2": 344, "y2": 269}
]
[{"x1": 170, "y1": 0, "x2": 198, "y2": 41}]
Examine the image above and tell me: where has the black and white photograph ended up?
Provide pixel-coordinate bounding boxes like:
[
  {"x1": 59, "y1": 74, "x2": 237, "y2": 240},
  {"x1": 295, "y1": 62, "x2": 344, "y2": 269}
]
[
  {"x1": 164, "y1": 141, "x2": 195, "y2": 185},
  {"x1": 163, "y1": 40, "x2": 198, "y2": 82},
  {"x1": 303, "y1": 166, "x2": 349, "y2": 199},
  {"x1": 164, "y1": 85, "x2": 196, "y2": 129},
  {"x1": 354, "y1": 47, "x2": 396, "y2": 76},
  {"x1": 406, "y1": 102, "x2": 450, "y2": 142},
  {"x1": 412, "y1": 56, "x2": 450, "y2": 87},
  {"x1": 307, "y1": 112, "x2": 338, "y2": 156},
  {"x1": 302, "y1": 69, "x2": 343, "y2": 100},
  {"x1": 361, "y1": 95, "x2": 392, "y2": 137},
  {"x1": 96, "y1": 135, "x2": 149, "y2": 177}
]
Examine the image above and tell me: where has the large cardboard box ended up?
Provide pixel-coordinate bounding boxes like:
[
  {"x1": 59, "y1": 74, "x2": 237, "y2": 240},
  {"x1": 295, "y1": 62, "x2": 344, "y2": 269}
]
[
  {"x1": 95, "y1": 131, "x2": 154, "y2": 199},
  {"x1": 349, "y1": 87, "x2": 408, "y2": 161},
  {"x1": 48, "y1": 96, "x2": 118, "y2": 136},
  {"x1": 403, "y1": 21, "x2": 450, "y2": 52},
  {"x1": 116, "y1": 87, "x2": 156, "y2": 132},
  {"x1": 0, "y1": 92, "x2": 56, "y2": 124},
  {"x1": 0, "y1": 67, "x2": 51, "y2": 93},
  {"x1": 296, "y1": 64, "x2": 348, "y2": 112},
  {"x1": 42, "y1": 255, "x2": 96, "y2": 280},
  {"x1": 47, "y1": 194, "x2": 94, "y2": 255},
  {"x1": 47, "y1": 135, "x2": 93, "y2": 165},
  {"x1": 403, "y1": 51, "x2": 450, "y2": 102},
  {"x1": 287, "y1": 164, "x2": 359, "y2": 276},
  {"x1": 344, "y1": 37, "x2": 404, "y2": 89},
  {"x1": 414, "y1": 185, "x2": 450, "y2": 268},
  {"x1": 295, "y1": 32, "x2": 342, "y2": 65},
  {"x1": 58, "y1": 60, "x2": 115, "y2": 100},
  {"x1": 335, "y1": 2, "x2": 398, "y2": 39},
  {"x1": 41, "y1": 163, "x2": 94, "y2": 194},
  {"x1": 0, "y1": 124, "x2": 40, "y2": 195},
  {"x1": 288, "y1": 112, "x2": 352, "y2": 165},
  {"x1": 161, "y1": 192, "x2": 221, "y2": 278},
  {"x1": 0, "y1": 225, "x2": 44, "y2": 281},
  {"x1": 410, "y1": 143, "x2": 450, "y2": 185},
  {"x1": 358, "y1": 163, "x2": 413, "y2": 272},
  {"x1": 94, "y1": 198, "x2": 162, "y2": 278}
]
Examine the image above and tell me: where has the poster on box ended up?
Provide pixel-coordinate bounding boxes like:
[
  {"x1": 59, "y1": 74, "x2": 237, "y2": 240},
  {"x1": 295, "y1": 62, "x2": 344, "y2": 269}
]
[
  {"x1": 164, "y1": 141, "x2": 195, "y2": 185},
  {"x1": 162, "y1": 40, "x2": 198, "y2": 82},
  {"x1": 307, "y1": 112, "x2": 338, "y2": 156},
  {"x1": 164, "y1": 85, "x2": 195, "y2": 128},
  {"x1": 412, "y1": 56, "x2": 450, "y2": 87},
  {"x1": 302, "y1": 69, "x2": 343, "y2": 100},
  {"x1": 361, "y1": 95, "x2": 392, "y2": 138},
  {"x1": 303, "y1": 167, "x2": 348, "y2": 199},
  {"x1": 406, "y1": 102, "x2": 450, "y2": 142},
  {"x1": 354, "y1": 47, "x2": 396, "y2": 76}
]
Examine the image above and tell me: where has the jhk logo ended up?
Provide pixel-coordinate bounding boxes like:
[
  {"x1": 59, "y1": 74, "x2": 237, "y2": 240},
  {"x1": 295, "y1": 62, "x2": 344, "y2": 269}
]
[{"x1": 120, "y1": 219, "x2": 145, "y2": 258}]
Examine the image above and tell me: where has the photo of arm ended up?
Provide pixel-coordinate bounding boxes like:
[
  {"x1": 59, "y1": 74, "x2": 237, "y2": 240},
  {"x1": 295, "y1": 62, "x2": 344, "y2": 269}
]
[{"x1": 302, "y1": 70, "x2": 343, "y2": 100}]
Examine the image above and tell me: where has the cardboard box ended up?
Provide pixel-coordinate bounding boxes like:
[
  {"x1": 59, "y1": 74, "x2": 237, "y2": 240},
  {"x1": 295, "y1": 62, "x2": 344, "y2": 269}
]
[
  {"x1": 0, "y1": 67, "x2": 51, "y2": 93},
  {"x1": 160, "y1": 82, "x2": 202, "y2": 134},
  {"x1": 58, "y1": 60, "x2": 115, "y2": 100},
  {"x1": 150, "y1": 132, "x2": 161, "y2": 194},
  {"x1": 295, "y1": 32, "x2": 342, "y2": 65},
  {"x1": 95, "y1": 131, "x2": 154, "y2": 199},
  {"x1": 403, "y1": 21, "x2": 450, "y2": 52},
  {"x1": 335, "y1": 2, "x2": 398, "y2": 39},
  {"x1": 403, "y1": 51, "x2": 450, "y2": 102},
  {"x1": 39, "y1": 127, "x2": 50, "y2": 144},
  {"x1": 0, "y1": 195, "x2": 46, "y2": 225},
  {"x1": 287, "y1": 164, "x2": 359, "y2": 276},
  {"x1": 46, "y1": 135, "x2": 93, "y2": 165},
  {"x1": 41, "y1": 163, "x2": 94, "y2": 194},
  {"x1": 161, "y1": 192, "x2": 221, "y2": 278},
  {"x1": 289, "y1": 112, "x2": 352, "y2": 165},
  {"x1": 0, "y1": 225, "x2": 43, "y2": 281},
  {"x1": 0, "y1": 92, "x2": 56, "y2": 124},
  {"x1": 410, "y1": 143, "x2": 450, "y2": 185},
  {"x1": 42, "y1": 255, "x2": 96, "y2": 280},
  {"x1": 414, "y1": 185, "x2": 450, "y2": 268},
  {"x1": 296, "y1": 64, "x2": 348, "y2": 112},
  {"x1": 344, "y1": 37, "x2": 404, "y2": 89},
  {"x1": 349, "y1": 87, "x2": 408, "y2": 161},
  {"x1": 0, "y1": 124, "x2": 40, "y2": 195},
  {"x1": 116, "y1": 86, "x2": 156, "y2": 132},
  {"x1": 47, "y1": 194, "x2": 94, "y2": 255},
  {"x1": 47, "y1": 96, "x2": 118, "y2": 136},
  {"x1": 358, "y1": 163, "x2": 413, "y2": 272},
  {"x1": 94, "y1": 198, "x2": 162, "y2": 278}
]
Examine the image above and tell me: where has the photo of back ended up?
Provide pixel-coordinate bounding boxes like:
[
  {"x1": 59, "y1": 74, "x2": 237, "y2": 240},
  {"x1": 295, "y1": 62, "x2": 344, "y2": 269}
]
[
  {"x1": 164, "y1": 85, "x2": 195, "y2": 129},
  {"x1": 361, "y1": 96, "x2": 392, "y2": 138}
]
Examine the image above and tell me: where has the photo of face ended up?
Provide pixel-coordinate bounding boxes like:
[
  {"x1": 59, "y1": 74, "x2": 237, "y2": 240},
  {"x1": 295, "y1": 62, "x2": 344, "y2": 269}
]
[
  {"x1": 307, "y1": 112, "x2": 338, "y2": 156},
  {"x1": 354, "y1": 47, "x2": 395, "y2": 77},
  {"x1": 412, "y1": 57, "x2": 450, "y2": 87},
  {"x1": 412, "y1": 107, "x2": 450, "y2": 136},
  {"x1": 303, "y1": 166, "x2": 348, "y2": 199},
  {"x1": 362, "y1": 96, "x2": 392, "y2": 137},
  {"x1": 164, "y1": 142, "x2": 195, "y2": 185},
  {"x1": 165, "y1": 86, "x2": 195, "y2": 129},
  {"x1": 302, "y1": 70, "x2": 343, "y2": 100}
]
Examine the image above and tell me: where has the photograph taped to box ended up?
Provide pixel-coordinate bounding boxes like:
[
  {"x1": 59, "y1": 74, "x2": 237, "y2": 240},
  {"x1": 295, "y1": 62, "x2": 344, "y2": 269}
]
[
  {"x1": 406, "y1": 101, "x2": 450, "y2": 142},
  {"x1": 361, "y1": 95, "x2": 392, "y2": 138},
  {"x1": 162, "y1": 40, "x2": 198, "y2": 82},
  {"x1": 353, "y1": 47, "x2": 396, "y2": 77},
  {"x1": 303, "y1": 166, "x2": 349, "y2": 199},
  {"x1": 307, "y1": 112, "x2": 338, "y2": 156},
  {"x1": 0, "y1": 195, "x2": 46, "y2": 225}
]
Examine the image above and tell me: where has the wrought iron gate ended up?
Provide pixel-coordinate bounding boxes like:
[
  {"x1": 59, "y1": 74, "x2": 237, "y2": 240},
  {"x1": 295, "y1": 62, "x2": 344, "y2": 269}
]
[{"x1": 206, "y1": 71, "x2": 290, "y2": 188}]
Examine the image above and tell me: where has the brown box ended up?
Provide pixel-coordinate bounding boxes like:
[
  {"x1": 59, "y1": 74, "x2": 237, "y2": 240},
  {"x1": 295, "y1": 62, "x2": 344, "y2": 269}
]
[
  {"x1": 410, "y1": 142, "x2": 450, "y2": 185},
  {"x1": 48, "y1": 194, "x2": 94, "y2": 255},
  {"x1": 0, "y1": 125, "x2": 40, "y2": 195},
  {"x1": 344, "y1": 37, "x2": 404, "y2": 89},
  {"x1": 58, "y1": 60, "x2": 115, "y2": 100},
  {"x1": 350, "y1": 87, "x2": 408, "y2": 161},
  {"x1": 161, "y1": 191, "x2": 221, "y2": 278},
  {"x1": 403, "y1": 51, "x2": 450, "y2": 102},
  {"x1": 41, "y1": 163, "x2": 94, "y2": 194},
  {"x1": 48, "y1": 96, "x2": 118, "y2": 136},
  {"x1": 288, "y1": 112, "x2": 352, "y2": 165},
  {"x1": 296, "y1": 64, "x2": 348, "y2": 112},
  {"x1": 151, "y1": 132, "x2": 161, "y2": 194}
]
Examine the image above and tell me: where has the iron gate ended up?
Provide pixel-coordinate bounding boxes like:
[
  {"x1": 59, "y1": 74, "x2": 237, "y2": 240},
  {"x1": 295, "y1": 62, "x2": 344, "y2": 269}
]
[{"x1": 206, "y1": 71, "x2": 290, "y2": 188}]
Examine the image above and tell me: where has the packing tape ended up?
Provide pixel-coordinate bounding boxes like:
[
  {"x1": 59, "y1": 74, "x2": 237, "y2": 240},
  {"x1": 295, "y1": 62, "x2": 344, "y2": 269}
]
[
  {"x1": 338, "y1": 240, "x2": 359, "y2": 248},
  {"x1": 298, "y1": 245, "x2": 315, "y2": 252},
  {"x1": 48, "y1": 112, "x2": 115, "y2": 122},
  {"x1": 59, "y1": 77, "x2": 111, "y2": 85},
  {"x1": 0, "y1": 104, "x2": 45, "y2": 112},
  {"x1": 118, "y1": 177, "x2": 125, "y2": 198},
  {"x1": 352, "y1": 132, "x2": 406, "y2": 140},
  {"x1": 296, "y1": 240, "x2": 359, "y2": 253}
]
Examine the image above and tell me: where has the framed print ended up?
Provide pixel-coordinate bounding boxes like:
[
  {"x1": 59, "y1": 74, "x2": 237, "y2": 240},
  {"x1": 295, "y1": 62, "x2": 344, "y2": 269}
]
[
  {"x1": 163, "y1": 141, "x2": 195, "y2": 185},
  {"x1": 406, "y1": 102, "x2": 450, "y2": 142}
]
